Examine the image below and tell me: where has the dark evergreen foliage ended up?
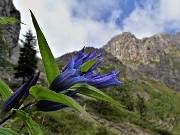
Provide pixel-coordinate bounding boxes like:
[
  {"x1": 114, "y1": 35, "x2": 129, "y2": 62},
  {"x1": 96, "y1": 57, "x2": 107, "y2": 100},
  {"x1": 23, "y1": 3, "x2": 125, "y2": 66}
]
[
  {"x1": 112, "y1": 81, "x2": 135, "y2": 111},
  {"x1": 14, "y1": 29, "x2": 38, "y2": 83}
]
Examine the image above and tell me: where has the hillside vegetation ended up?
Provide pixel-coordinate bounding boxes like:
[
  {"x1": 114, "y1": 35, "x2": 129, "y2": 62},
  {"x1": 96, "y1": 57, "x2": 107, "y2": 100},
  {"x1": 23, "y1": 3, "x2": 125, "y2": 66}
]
[
  {"x1": 1, "y1": 46, "x2": 179, "y2": 135},
  {"x1": 32, "y1": 47, "x2": 180, "y2": 135}
]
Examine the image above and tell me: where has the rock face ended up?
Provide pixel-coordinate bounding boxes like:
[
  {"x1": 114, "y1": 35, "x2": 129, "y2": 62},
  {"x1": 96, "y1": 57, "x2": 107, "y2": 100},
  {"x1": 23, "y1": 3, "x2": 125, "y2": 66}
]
[
  {"x1": 103, "y1": 32, "x2": 180, "y2": 91},
  {"x1": 0, "y1": 0, "x2": 21, "y2": 63}
]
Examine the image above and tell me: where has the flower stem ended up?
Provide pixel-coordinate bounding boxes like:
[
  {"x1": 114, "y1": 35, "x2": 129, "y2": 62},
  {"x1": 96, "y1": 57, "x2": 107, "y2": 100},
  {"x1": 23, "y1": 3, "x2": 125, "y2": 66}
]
[{"x1": 0, "y1": 115, "x2": 11, "y2": 125}]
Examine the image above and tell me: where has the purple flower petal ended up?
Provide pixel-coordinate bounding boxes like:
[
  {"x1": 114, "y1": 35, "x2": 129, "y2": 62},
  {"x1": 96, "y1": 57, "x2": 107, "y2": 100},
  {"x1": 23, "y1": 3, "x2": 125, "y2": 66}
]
[
  {"x1": 83, "y1": 71, "x2": 101, "y2": 79},
  {"x1": 62, "y1": 57, "x2": 75, "y2": 72},
  {"x1": 74, "y1": 47, "x2": 85, "y2": 62},
  {"x1": 87, "y1": 71, "x2": 123, "y2": 89},
  {"x1": 50, "y1": 69, "x2": 88, "y2": 92}
]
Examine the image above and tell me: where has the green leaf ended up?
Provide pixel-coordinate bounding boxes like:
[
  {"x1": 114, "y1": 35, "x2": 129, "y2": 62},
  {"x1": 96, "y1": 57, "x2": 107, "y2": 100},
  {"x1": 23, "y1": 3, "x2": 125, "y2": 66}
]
[
  {"x1": 0, "y1": 78, "x2": 13, "y2": 101},
  {"x1": 15, "y1": 110, "x2": 43, "y2": 135},
  {"x1": 0, "y1": 17, "x2": 25, "y2": 25},
  {"x1": 0, "y1": 127, "x2": 18, "y2": 135},
  {"x1": 71, "y1": 83, "x2": 126, "y2": 108},
  {"x1": 30, "y1": 10, "x2": 60, "y2": 84},
  {"x1": 80, "y1": 58, "x2": 99, "y2": 72},
  {"x1": 29, "y1": 85, "x2": 96, "y2": 123}
]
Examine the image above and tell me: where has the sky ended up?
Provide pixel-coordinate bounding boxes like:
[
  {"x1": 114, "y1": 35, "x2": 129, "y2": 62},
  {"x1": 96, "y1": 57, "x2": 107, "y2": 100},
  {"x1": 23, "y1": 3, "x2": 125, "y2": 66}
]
[{"x1": 13, "y1": 0, "x2": 180, "y2": 58}]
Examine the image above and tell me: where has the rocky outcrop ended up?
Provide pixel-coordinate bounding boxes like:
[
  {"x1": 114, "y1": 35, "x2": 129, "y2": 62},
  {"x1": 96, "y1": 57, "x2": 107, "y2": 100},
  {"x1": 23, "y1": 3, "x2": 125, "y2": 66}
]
[
  {"x1": 0, "y1": 0, "x2": 21, "y2": 63},
  {"x1": 103, "y1": 32, "x2": 180, "y2": 91}
]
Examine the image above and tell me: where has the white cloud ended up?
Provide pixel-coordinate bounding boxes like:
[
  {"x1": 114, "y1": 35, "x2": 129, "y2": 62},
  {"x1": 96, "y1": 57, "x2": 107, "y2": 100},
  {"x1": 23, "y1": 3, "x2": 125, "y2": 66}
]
[
  {"x1": 122, "y1": 7, "x2": 163, "y2": 38},
  {"x1": 122, "y1": 0, "x2": 180, "y2": 38},
  {"x1": 14, "y1": 0, "x2": 122, "y2": 57},
  {"x1": 159, "y1": 0, "x2": 180, "y2": 31},
  {"x1": 160, "y1": 0, "x2": 180, "y2": 21},
  {"x1": 13, "y1": 0, "x2": 180, "y2": 57}
]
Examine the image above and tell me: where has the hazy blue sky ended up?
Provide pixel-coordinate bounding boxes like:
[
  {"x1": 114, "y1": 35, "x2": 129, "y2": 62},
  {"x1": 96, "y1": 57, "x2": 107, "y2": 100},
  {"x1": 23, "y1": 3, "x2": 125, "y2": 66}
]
[{"x1": 14, "y1": 0, "x2": 180, "y2": 57}]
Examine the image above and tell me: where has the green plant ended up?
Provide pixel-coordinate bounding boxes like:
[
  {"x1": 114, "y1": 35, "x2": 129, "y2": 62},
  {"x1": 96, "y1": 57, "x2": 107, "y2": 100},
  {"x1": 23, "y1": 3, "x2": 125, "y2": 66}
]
[
  {"x1": 136, "y1": 94, "x2": 147, "y2": 119},
  {"x1": 0, "y1": 12, "x2": 124, "y2": 135},
  {"x1": 111, "y1": 81, "x2": 135, "y2": 111}
]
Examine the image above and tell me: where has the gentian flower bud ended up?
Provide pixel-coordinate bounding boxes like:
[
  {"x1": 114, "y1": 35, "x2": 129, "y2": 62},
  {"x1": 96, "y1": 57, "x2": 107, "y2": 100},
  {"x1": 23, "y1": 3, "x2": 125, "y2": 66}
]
[{"x1": 0, "y1": 72, "x2": 39, "y2": 116}]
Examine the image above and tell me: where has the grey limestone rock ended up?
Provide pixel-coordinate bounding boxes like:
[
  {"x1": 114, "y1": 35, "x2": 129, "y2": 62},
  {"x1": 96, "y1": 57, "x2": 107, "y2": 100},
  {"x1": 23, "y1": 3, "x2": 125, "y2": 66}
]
[
  {"x1": 103, "y1": 32, "x2": 180, "y2": 91},
  {"x1": 0, "y1": 0, "x2": 21, "y2": 64}
]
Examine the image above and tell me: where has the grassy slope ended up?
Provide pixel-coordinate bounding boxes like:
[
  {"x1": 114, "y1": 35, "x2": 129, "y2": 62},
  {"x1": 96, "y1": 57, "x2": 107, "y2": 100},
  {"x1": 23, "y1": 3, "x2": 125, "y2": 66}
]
[
  {"x1": 32, "y1": 75, "x2": 180, "y2": 135},
  {"x1": 138, "y1": 77, "x2": 180, "y2": 134},
  {"x1": 84, "y1": 76, "x2": 180, "y2": 135},
  {"x1": 35, "y1": 110, "x2": 119, "y2": 135},
  {"x1": 4, "y1": 47, "x2": 179, "y2": 135}
]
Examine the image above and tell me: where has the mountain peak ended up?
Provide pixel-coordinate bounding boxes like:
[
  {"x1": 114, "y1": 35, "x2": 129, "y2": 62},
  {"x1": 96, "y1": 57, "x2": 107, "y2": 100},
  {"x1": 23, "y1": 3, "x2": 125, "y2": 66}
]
[{"x1": 103, "y1": 32, "x2": 180, "y2": 91}]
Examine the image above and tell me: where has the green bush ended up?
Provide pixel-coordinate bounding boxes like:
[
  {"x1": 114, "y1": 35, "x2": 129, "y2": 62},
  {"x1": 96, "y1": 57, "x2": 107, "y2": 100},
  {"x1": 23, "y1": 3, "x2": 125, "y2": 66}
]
[
  {"x1": 136, "y1": 94, "x2": 147, "y2": 119},
  {"x1": 109, "y1": 81, "x2": 135, "y2": 111}
]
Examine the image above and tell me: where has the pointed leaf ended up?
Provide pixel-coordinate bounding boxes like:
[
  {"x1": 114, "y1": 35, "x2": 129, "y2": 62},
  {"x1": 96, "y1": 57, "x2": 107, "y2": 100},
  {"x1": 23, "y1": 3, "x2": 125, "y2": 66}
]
[
  {"x1": 71, "y1": 83, "x2": 125, "y2": 107},
  {"x1": 30, "y1": 85, "x2": 96, "y2": 122},
  {"x1": 0, "y1": 17, "x2": 25, "y2": 25},
  {"x1": 0, "y1": 78, "x2": 13, "y2": 101},
  {"x1": 80, "y1": 58, "x2": 99, "y2": 72},
  {"x1": 15, "y1": 110, "x2": 43, "y2": 135},
  {"x1": 30, "y1": 10, "x2": 59, "y2": 84},
  {"x1": 0, "y1": 127, "x2": 18, "y2": 135}
]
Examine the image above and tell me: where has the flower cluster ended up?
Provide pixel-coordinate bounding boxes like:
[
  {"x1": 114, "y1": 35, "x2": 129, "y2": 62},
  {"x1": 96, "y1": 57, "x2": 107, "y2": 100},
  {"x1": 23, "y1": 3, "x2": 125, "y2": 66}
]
[{"x1": 33, "y1": 47, "x2": 123, "y2": 111}]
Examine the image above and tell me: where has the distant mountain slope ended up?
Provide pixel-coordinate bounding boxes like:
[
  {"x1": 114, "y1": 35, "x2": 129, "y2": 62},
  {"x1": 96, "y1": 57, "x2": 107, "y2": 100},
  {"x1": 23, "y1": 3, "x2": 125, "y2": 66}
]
[{"x1": 103, "y1": 32, "x2": 180, "y2": 91}]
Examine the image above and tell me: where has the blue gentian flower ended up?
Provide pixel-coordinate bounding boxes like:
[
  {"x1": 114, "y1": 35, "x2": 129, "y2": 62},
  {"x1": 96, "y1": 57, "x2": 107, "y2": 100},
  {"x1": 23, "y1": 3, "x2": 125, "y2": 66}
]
[
  {"x1": 33, "y1": 47, "x2": 123, "y2": 112},
  {"x1": 61, "y1": 47, "x2": 123, "y2": 89},
  {"x1": 0, "y1": 72, "x2": 39, "y2": 116}
]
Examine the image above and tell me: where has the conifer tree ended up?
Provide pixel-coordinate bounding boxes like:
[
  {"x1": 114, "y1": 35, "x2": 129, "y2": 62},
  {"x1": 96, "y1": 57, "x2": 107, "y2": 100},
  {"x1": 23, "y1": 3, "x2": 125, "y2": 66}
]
[{"x1": 14, "y1": 29, "x2": 38, "y2": 83}]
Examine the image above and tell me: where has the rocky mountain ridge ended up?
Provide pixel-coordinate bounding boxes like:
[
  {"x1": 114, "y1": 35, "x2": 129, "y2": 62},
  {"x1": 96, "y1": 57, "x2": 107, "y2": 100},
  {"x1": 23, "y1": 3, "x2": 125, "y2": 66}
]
[{"x1": 103, "y1": 32, "x2": 180, "y2": 91}]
